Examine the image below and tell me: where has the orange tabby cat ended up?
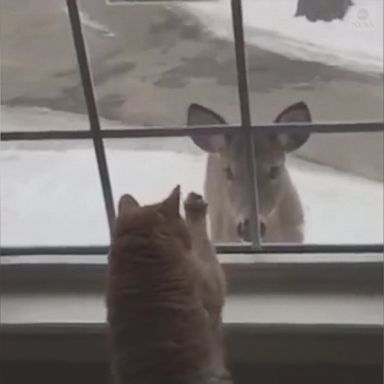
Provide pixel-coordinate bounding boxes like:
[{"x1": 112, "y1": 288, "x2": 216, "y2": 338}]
[{"x1": 106, "y1": 186, "x2": 231, "y2": 384}]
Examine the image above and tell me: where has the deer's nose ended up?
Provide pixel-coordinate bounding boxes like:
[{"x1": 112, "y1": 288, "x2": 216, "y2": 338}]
[
  {"x1": 237, "y1": 219, "x2": 266, "y2": 241},
  {"x1": 237, "y1": 220, "x2": 251, "y2": 242},
  {"x1": 260, "y1": 221, "x2": 266, "y2": 237}
]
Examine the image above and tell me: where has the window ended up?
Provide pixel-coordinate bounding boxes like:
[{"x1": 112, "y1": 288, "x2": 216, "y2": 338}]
[
  {"x1": 1, "y1": 0, "x2": 383, "y2": 259},
  {"x1": 1, "y1": 3, "x2": 383, "y2": 374}
]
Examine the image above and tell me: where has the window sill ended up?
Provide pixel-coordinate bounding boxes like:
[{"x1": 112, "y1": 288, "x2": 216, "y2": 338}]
[
  {"x1": 1, "y1": 291, "x2": 382, "y2": 365},
  {"x1": 1, "y1": 252, "x2": 382, "y2": 365},
  {"x1": 1, "y1": 252, "x2": 383, "y2": 293}
]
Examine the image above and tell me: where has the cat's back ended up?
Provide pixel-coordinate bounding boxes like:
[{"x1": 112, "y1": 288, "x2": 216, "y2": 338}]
[{"x1": 106, "y1": 191, "x2": 217, "y2": 384}]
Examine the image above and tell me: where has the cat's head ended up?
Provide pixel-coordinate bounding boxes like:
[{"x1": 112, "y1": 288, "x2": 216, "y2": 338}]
[
  {"x1": 118, "y1": 185, "x2": 181, "y2": 219},
  {"x1": 115, "y1": 185, "x2": 191, "y2": 250}
]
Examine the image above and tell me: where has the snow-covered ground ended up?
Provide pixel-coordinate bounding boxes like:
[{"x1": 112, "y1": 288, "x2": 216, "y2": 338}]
[
  {"x1": 1, "y1": 107, "x2": 382, "y2": 246},
  {"x1": 183, "y1": 0, "x2": 383, "y2": 74}
]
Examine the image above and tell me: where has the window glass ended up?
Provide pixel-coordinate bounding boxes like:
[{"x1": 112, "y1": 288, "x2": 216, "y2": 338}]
[
  {"x1": 1, "y1": 0, "x2": 87, "y2": 129},
  {"x1": 1, "y1": 141, "x2": 109, "y2": 246},
  {"x1": 78, "y1": 0, "x2": 239, "y2": 127}
]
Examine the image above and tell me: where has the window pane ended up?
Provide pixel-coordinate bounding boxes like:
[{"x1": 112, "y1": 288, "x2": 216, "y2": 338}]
[
  {"x1": 0, "y1": 140, "x2": 109, "y2": 246},
  {"x1": 1, "y1": 0, "x2": 88, "y2": 130},
  {"x1": 78, "y1": 0, "x2": 239, "y2": 126},
  {"x1": 286, "y1": 133, "x2": 383, "y2": 244},
  {"x1": 104, "y1": 136, "x2": 206, "y2": 210},
  {"x1": 247, "y1": 0, "x2": 383, "y2": 124},
  {"x1": 183, "y1": 0, "x2": 383, "y2": 123},
  {"x1": 106, "y1": 138, "x2": 244, "y2": 242}
]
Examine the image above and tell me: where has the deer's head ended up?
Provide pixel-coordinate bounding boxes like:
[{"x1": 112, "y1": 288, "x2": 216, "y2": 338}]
[{"x1": 188, "y1": 102, "x2": 311, "y2": 241}]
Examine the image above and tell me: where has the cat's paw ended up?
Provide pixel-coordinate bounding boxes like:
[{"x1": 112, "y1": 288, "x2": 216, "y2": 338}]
[{"x1": 184, "y1": 192, "x2": 208, "y2": 218}]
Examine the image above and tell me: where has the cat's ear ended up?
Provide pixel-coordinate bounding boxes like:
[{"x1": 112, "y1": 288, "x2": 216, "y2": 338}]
[
  {"x1": 160, "y1": 185, "x2": 181, "y2": 218},
  {"x1": 118, "y1": 194, "x2": 140, "y2": 216}
]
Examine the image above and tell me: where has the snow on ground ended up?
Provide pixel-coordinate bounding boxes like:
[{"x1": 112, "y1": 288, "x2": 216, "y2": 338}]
[
  {"x1": 1, "y1": 146, "x2": 382, "y2": 246},
  {"x1": 288, "y1": 156, "x2": 383, "y2": 244},
  {"x1": 183, "y1": 0, "x2": 383, "y2": 73},
  {"x1": 0, "y1": 147, "x2": 206, "y2": 246}
]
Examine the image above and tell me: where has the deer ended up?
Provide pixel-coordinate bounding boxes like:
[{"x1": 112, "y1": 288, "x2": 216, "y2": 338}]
[{"x1": 187, "y1": 102, "x2": 312, "y2": 244}]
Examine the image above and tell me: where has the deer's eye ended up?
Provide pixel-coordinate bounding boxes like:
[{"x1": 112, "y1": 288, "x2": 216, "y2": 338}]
[
  {"x1": 269, "y1": 166, "x2": 281, "y2": 180},
  {"x1": 224, "y1": 167, "x2": 234, "y2": 180}
]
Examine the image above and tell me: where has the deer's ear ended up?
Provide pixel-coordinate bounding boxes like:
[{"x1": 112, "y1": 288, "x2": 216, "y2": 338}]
[
  {"x1": 274, "y1": 102, "x2": 311, "y2": 152},
  {"x1": 118, "y1": 194, "x2": 140, "y2": 216},
  {"x1": 160, "y1": 185, "x2": 181, "y2": 218},
  {"x1": 187, "y1": 103, "x2": 227, "y2": 153}
]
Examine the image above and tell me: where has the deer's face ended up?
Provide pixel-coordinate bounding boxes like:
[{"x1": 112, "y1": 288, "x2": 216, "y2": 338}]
[{"x1": 188, "y1": 102, "x2": 311, "y2": 241}]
